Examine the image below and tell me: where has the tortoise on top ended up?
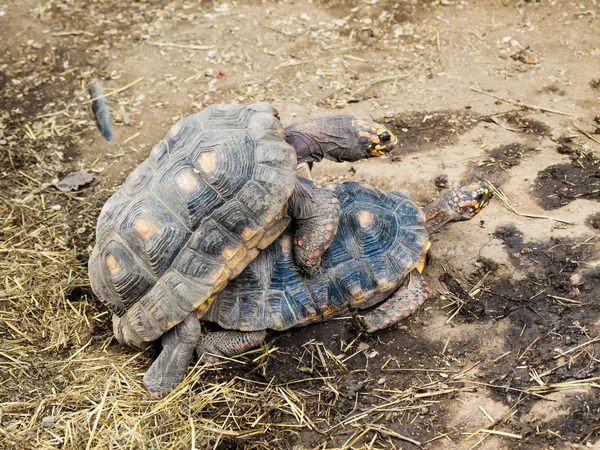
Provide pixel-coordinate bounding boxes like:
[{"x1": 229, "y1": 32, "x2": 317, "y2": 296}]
[
  {"x1": 142, "y1": 180, "x2": 492, "y2": 395},
  {"x1": 88, "y1": 102, "x2": 397, "y2": 394}
]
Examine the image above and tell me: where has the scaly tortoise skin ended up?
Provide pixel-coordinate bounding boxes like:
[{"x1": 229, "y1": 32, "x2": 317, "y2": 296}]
[
  {"x1": 196, "y1": 181, "x2": 493, "y2": 363},
  {"x1": 88, "y1": 103, "x2": 397, "y2": 395}
]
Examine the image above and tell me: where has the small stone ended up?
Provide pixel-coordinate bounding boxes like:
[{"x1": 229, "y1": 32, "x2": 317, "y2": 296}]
[
  {"x1": 367, "y1": 350, "x2": 379, "y2": 358},
  {"x1": 357, "y1": 342, "x2": 370, "y2": 352},
  {"x1": 511, "y1": 47, "x2": 541, "y2": 65},
  {"x1": 41, "y1": 416, "x2": 54, "y2": 428}
]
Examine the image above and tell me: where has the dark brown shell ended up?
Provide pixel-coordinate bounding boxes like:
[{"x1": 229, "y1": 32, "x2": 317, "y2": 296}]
[{"x1": 88, "y1": 104, "x2": 297, "y2": 348}]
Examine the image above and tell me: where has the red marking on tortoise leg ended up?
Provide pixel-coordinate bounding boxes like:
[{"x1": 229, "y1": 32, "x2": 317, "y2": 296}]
[{"x1": 359, "y1": 270, "x2": 429, "y2": 333}]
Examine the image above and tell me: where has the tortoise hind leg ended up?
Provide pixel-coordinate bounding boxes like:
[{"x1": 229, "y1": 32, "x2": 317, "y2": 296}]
[
  {"x1": 143, "y1": 313, "x2": 201, "y2": 398},
  {"x1": 358, "y1": 270, "x2": 430, "y2": 333},
  {"x1": 288, "y1": 177, "x2": 340, "y2": 274},
  {"x1": 196, "y1": 330, "x2": 267, "y2": 363}
]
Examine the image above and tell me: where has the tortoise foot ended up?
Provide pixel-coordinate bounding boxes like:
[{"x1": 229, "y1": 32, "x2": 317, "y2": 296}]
[{"x1": 143, "y1": 313, "x2": 201, "y2": 398}]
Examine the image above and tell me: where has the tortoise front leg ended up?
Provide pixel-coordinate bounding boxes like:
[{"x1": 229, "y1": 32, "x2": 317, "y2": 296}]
[
  {"x1": 288, "y1": 177, "x2": 340, "y2": 274},
  {"x1": 196, "y1": 330, "x2": 267, "y2": 363},
  {"x1": 143, "y1": 313, "x2": 201, "y2": 398},
  {"x1": 358, "y1": 270, "x2": 430, "y2": 333}
]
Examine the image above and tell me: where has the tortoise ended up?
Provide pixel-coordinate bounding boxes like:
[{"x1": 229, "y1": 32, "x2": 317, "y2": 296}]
[
  {"x1": 88, "y1": 102, "x2": 397, "y2": 395},
  {"x1": 146, "y1": 181, "x2": 493, "y2": 395}
]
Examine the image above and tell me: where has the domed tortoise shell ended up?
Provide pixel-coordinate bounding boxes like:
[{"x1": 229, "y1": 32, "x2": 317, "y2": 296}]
[
  {"x1": 88, "y1": 103, "x2": 297, "y2": 348},
  {"x1": 203, "y1": 181, "x2": 429, "y2": 331}
]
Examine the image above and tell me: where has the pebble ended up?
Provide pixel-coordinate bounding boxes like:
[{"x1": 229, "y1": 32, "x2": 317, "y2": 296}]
[{"x1": 41, "y1": 416, "x2": 54, "y2": 428}]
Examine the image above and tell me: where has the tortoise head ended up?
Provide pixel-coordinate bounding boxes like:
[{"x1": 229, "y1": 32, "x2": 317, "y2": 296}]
[
  {"x1": 350, "y1": 119, "x2": 398, "y2": 159},
  {"x1": 285, "y1": 116, "x2": 398, "y2": 163},
  {"x1": 444, "y1": 181, "x2": 494, "y2": 221}
]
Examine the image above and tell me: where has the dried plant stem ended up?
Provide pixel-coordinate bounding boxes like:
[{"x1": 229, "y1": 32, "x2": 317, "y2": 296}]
[
  {"x1": 487, "y1": 181, "x2": 573, "y2": 224},
  {"x1": 470, "y1": 87, "x2": 571, "y2": 116}
]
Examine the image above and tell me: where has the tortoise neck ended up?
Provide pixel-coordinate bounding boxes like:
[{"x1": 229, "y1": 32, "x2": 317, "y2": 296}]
[
  {"x1": 284, "y1": 116, "x2": 357, "y2": 164},
  {"x1": 284, "y1": 126, "x2": 324, "y2": 163},
  {"x1": 423, "y1": 195, "x2": 458, "y2": 233}
]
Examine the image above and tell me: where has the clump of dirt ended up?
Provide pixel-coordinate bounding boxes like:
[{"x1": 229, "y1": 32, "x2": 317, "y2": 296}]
[
  {"x1": 538, "y1": 83, "x2": 566, "y2": 96},
  {"x1": 439, "y1": 226, "x2": 600, "y2": 447},
  {"x1": 488, "y1": 111, "x2": 551, "y2": 137},
  {"x1": 587, "y1": 212, "x2": 600, "y2": 229},
  {"x1": 533, "y1": 152, "x2": 600, "y2": 210},
  {"x1": 507, "y1": 115, "x2": 550, "y2": 136},
  {"x1": 389, "y1": 109, "x2": 480, "y2": 153},
  {"x1": 591, "y1": 78, "x2": 600, "y2": 91},
  {"x1": 555, "y1": 133, "x2": 583, "y2": 155},
  {"x1": 542, "y1": 390, "x2": 600, "y2": 446},
  {"x1": 434, "y1": 174, "x2": 448, "y2": 189},
  {"x1": 470, "y1": 142, "x2": 536, "y2": 184}
]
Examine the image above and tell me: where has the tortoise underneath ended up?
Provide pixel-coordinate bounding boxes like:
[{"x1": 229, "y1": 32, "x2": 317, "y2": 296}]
[{"x1": 145, "y1": 181, "x2": 493, "y2": 396}]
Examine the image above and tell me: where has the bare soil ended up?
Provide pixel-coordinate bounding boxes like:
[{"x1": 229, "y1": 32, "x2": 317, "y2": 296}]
[{"x1": 1, "y1": 1, "x2": 600, "y2": 449}]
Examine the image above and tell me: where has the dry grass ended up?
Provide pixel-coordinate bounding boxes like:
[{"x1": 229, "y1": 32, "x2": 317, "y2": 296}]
[
  {"x1": 0, "y1": 132, "x2": 459, "y2": 448},
  {"x1": 2, "y1": 0, "x2": 600, "y2": 449}
]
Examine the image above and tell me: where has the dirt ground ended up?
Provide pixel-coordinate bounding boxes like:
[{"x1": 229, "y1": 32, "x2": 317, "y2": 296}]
[{"x1": 1, "y1": 0, "x2": 600, "y2": 449}]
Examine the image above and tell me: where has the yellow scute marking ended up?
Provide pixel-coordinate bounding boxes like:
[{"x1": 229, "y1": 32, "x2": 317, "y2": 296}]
[
  {"x1": 195, "y1": 296, "x2": 215, "y2": 316},
  {"x1": 134, "y1": 218, "x2": 158, "y2": 239},
  {"x1": 106, "y1": 254, "x2": 119, "y2": 275},
  {"x1": 167, "y1": 122, "x2": 181, "y2": 137},
  {"x1": 358, "y1": 211, "x2": 373, "y2": 227},
  {"x1": 176, "y1": 170, "x2": 198, "y2": 193},
  {"x1": 242, "y1": 228, "x2": 255, "y2": 240},
  {"x1": 222, "y1": 247, "x2": 235, "y2": 259},
  {"x1": 197, "y1": 151, "x2": 217, "y2": 173},
  {"x1": 150, "y1": 144, "x2": 162, "y2": 157},
  {"x1": 130, "y1": 167, "x2": 141, "y2": 180}
]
